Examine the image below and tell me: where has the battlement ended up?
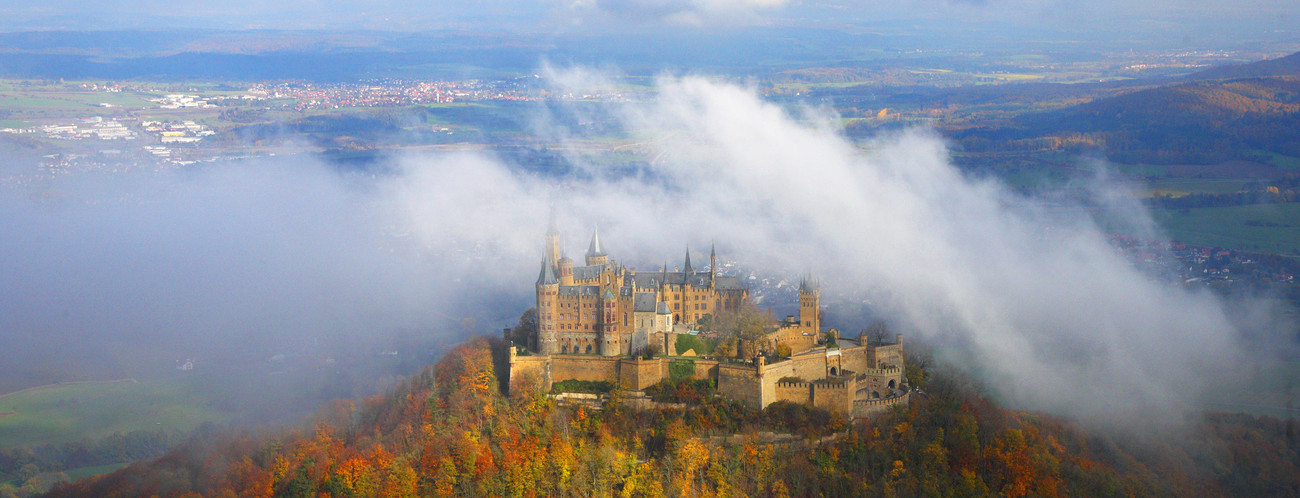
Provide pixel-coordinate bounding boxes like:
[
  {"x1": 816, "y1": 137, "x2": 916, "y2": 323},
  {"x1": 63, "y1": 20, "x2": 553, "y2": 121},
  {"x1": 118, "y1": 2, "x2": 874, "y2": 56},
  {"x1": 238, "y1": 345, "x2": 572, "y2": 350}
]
[{"x1": 853, "y1": 390, "x2": 911, "y2": 417}]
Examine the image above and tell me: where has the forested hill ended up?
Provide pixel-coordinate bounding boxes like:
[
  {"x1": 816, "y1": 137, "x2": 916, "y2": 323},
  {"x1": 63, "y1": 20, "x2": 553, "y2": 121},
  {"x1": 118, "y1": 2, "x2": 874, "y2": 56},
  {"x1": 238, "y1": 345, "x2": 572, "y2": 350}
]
[
  {"x1": 1189, "y1": 51, "x2": 1300, "y2": 82},
  {"x1": 951, "y1": 59, "x2": 1300, "y2": 167},
  {"x1": 50, "y1": 336, "x2": 1300, "y2": 496},
  {"x1": 1012, "y1": 75, "x2": 1300, "y2": 164}
]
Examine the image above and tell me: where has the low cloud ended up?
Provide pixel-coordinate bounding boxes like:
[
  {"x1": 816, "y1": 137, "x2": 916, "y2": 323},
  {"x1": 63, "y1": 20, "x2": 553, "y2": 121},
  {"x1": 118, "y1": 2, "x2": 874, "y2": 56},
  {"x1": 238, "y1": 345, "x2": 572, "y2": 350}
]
[{"x1": 1, "y1": 70, "x2": 1280, "y2": 427}]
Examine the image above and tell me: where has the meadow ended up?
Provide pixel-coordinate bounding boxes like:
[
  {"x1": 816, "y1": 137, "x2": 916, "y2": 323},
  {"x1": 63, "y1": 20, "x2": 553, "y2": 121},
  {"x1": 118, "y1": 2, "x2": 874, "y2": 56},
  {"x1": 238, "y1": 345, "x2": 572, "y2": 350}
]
[
  {"x1": 0, "y1": 377, "x2": 229, "y2": 449},
  {"x1": 1154, "y1": 203, "x2": 1300, "y2": 255}
]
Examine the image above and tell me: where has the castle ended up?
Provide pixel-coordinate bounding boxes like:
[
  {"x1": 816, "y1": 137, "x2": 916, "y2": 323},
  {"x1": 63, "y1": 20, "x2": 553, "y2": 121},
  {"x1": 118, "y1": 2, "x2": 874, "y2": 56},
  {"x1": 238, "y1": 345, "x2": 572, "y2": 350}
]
[{"x1": 511, "y1": 220, "x2": 911, "y2": 417}]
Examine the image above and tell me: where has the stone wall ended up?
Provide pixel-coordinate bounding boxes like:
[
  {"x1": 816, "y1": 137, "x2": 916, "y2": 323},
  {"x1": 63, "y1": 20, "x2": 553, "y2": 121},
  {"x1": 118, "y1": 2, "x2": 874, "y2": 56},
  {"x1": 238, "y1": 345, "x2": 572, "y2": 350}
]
[
  {"x1": 717, "y1": 362, "x2": 764, "y2": 408},
  {"x1": 551, "y1": 355, "x2": 621, "y2": 383},
  {"x1": 872, "y1": 343, "x2": 904, "y2": 369},
  {"x1": 811, "y1": 380, "x2": 853, "y2": 415},
  {"x1": 839, "y1": 346, "x2": 872, "y2": 373},
  {"x1": 619, "y1": 357, "x2": 665, "y2": 391},
  {"x1": 853, "y1": 390, "x2": 911, "y2": 417},
  {"x1": 774, "y1": 381, "x2": 812, "y2": 405},
  {"x1": 692, "y1": 359, "x2": 719, "y2": 380},
  {"x1": 509, "y1": 351, "x2": 552, "y2": 393},
  {"x1": 787, "y1": 354, "x2": 829, "y2": 381}
]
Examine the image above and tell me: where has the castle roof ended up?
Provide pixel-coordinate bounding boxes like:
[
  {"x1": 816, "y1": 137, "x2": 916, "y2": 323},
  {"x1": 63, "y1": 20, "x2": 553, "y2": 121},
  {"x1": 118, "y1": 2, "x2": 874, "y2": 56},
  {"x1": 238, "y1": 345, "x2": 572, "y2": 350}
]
[
  {"x1": 633, "y1": 292, "x2": 658, "y2": 312},
  {"x1": 630, "y1": 271, "x2": 745, "y2": 290},
  {"x1": 536, "y1": 259, "x2": 558, "y2": 286},
  {"x1": 586, "y1": 225, "x2": 607, "y2": 257},
  {"x1": 572, "y1": 265, "x2": 604, "y2": 281},
  {"x1": 683, "y1": 247, "x2": 694, "y2": 274},
  {"x1": 799, "y1": 277, "x2": 820, "y2": 293},
  {"x1": 714, "y1": 276, "x2": 746, "y2": 290},
  {"x1": 559, "y1": 285, "x2": 600, "y2": 297}
]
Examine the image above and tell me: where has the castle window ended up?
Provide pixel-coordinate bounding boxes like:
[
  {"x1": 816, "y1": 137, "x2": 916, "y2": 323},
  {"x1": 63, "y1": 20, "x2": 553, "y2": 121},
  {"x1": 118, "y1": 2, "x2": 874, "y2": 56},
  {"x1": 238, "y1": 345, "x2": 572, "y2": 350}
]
[{"x1": 586, "y1": 345, "x2": 592, "y2": 354}]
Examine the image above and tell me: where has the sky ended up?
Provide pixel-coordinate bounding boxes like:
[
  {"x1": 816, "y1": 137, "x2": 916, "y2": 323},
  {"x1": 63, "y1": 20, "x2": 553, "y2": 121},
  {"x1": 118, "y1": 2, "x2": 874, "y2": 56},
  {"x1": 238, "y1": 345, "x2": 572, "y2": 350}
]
[{"x1": 0, "y1": 0, "x2": 1297, "y2": 36}]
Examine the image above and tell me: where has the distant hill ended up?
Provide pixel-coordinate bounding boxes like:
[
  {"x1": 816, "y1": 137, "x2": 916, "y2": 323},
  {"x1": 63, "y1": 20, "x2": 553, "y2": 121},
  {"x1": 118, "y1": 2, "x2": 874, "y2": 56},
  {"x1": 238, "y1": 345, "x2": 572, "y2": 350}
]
[
  {"x1": 1188, "y1": 51, "x2": 1300, "y2": 81},
  {"x1": 951, "y1": 73, "x2": 1300, "y2": 167}
]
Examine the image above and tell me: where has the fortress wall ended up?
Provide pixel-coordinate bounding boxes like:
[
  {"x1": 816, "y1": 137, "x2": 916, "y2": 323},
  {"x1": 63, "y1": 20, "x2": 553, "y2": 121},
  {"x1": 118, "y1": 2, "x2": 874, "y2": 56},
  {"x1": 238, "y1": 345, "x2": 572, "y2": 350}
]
[
  {"x1": 788, "y1": 355, "x2": 828, "y2": 381},
  {"x1": 619, "y1": 357, "x2": 666, "y2": 390},
  {"x1": 550, "y1": 355, "x2": 621, "y2": 383},
  {"x1": 853, "y1": 391, "x2": 910, "y2": 418},
  {"x1": 718, "y1": 363, "x2": 764, "y2": 409},
  {"x1": 775, "y1": 382, "x2": 812, "y2": 405},
  {"x1": 858, "y1": 367, "x2": 904, "y2": 396},
  {"x1": 509, "y1": 354, "x2": 552, "y2": 393},
  {"x1": 757, "y1": 359, "x2": 797, "y2": 407},
  {"x1": 772, "y1": 325, "x2": 818, "y2": 354},
  {"x1": 693, "y1": 359, "x2": 720, "y2": 380},
  {"x1": 839, "y1": 346, "x2": 872, "y2": 373},
  {"x1": 812, "y1": 381, "x2": 853, "y2": 414},
  {"x1": 872, "y1": 343, "x2": 904, "y2": 369}
]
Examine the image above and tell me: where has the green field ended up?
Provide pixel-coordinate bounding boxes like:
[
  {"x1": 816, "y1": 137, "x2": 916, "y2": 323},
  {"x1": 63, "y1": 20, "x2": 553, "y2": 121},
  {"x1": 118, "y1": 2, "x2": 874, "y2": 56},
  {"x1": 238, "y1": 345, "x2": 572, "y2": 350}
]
[
  {"x1": 0, "y1": 378, "x2": 230, "y2": 449},
  {"x1": 1146, "y1": 178, "x2": 1251, "y2": 197},
  {"x1": 1154, "y1": 203, "x2": 1300, "y2": 255}
]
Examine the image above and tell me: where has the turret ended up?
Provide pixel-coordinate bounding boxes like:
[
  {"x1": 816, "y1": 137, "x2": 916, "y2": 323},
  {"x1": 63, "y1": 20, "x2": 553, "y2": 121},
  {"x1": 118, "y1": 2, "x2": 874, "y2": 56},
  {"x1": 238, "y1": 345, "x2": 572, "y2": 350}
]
[
  {"x1": 536, "y1": 259, "x2": 559, "y2": 355},
  {"x1": 586, "y1": 225, "x2": 609, "y2": 267},
  {"x1": 601, "y1": 289, "x2": 619, "y2": 356},
  {"x1": 558, "y1": 256, "x2": 575, "y2": 285},
  {"x1": 683, "y1": 247, "x2": 694, "y2": 275}
]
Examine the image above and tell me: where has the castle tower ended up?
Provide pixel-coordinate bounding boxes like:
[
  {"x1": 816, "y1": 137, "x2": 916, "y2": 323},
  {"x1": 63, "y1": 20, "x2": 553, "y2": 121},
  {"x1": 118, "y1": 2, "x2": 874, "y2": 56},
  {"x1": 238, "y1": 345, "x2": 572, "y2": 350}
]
[
  {"x1": 586, "y1": 225, "x2": 609, "y2": 267},
  {"x1": 682, "y1": 248, "x2": 694, "y2": 324},
  {"x1": 709, "y1": 244, "x2": 717, "y2": 285},
  {"x1": 798, "y1": 278, "x2": 821, "y2": 332},
  {"x1": 536, "y1": 259, "x2": 559, "y2": 355},
  {"x1": 558, "y1": 256, "x2": 574, "y2": 286},
  {"x1": 601, "y1": 289, "x2": 620, "y2": 356},
  {"x1": 545, "y1": 209, "x2": 562, "y2": 269}
]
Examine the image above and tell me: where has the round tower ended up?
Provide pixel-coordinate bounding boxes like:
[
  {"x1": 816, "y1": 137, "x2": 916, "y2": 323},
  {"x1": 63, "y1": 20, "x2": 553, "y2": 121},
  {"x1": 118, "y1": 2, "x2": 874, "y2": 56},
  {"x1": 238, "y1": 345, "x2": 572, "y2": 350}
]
[
  {"x1": 600, "y1": 289, "x2": 620, "y2": 356},
  {"x1": 558, "y1": 256, "x2": 575, "y2": 285},
  {"x1": 586, "y1": 226, "x2": 609, "y2": 267},
  {"x1": 536, "y1": 259, "x2": 559, "y2": 355}
]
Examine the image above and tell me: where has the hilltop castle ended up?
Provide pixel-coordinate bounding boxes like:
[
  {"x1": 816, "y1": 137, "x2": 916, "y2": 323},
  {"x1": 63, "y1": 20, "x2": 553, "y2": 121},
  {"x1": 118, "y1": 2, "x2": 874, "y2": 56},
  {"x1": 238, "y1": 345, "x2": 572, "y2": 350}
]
[
  {"x1": 512, "y1": 219, "x2": 911, "y2": 417},
  {"x1": 534, "y1": 219, "x2": 821, "y2": 357}
]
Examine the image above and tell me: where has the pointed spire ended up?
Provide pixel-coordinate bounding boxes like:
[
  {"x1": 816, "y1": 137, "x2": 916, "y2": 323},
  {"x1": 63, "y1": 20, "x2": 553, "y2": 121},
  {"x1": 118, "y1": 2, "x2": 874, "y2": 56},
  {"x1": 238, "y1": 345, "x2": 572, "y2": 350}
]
[
  {"x1": 546, "y1": 207, "x2": 559, "y2": 236},
  {"x1": 799, "y1": 276, "x2": 819, "y2": 293},
  {"x1": 709, "y1": 243, "x2": 717, "y2": 276},
  {"x1": 683, "y1": 246, "x2": 694, "y2": 274},
  {"x1": 536, "y1": 258, "x2": 558, "y2": 286},
  {"x1": 586, "y1": 225, "x2": 607, "y2": 257}
]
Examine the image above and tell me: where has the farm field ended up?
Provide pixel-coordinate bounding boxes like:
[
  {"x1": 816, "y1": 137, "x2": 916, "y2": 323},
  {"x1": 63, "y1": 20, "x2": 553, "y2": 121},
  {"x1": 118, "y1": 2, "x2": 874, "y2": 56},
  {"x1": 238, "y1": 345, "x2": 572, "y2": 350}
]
[
  {"x1": 1154, "y1": 203, "x2": 1300, "y2": 255},
  {"x1": 0, "y1": 377, "x2": 229, "y2": 449}
]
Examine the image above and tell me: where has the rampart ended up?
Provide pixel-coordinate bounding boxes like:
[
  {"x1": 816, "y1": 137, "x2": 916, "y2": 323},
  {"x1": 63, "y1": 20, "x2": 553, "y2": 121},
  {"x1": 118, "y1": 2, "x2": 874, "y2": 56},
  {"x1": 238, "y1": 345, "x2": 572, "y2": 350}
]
[
  {"x1": 853, "y1": 390, "x2": 911, "y2": 417},
  {"x1": 507, "y1": 335, "x2": 909, "y2": 418}
]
